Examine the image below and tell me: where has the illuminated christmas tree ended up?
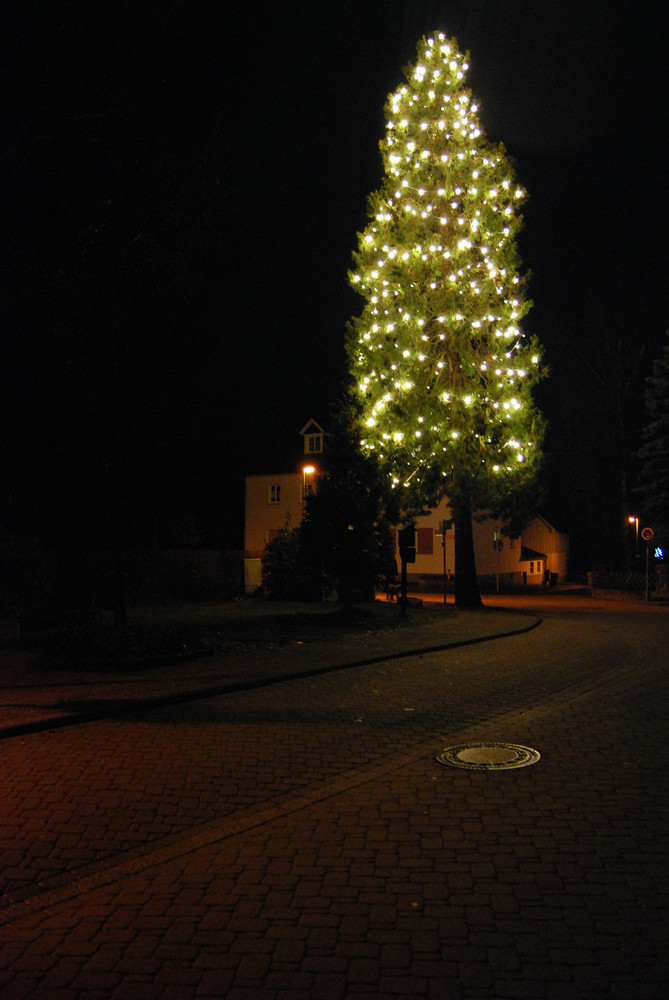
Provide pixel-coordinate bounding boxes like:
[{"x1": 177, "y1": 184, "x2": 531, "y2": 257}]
[{"x1": 347, "y1": 32, "x2": 545, "y2": 605}]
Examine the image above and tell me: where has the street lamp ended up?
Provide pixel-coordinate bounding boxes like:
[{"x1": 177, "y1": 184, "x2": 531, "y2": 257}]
[
  {"x1": 628, "y1": 515, "x2": 639, "y2": 557},
  {"x1": 302, "y1": 465, "x2": 315, "y2": 502}
]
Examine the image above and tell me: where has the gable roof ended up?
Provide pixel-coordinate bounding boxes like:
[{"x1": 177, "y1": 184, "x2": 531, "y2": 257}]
[{"x1": 299, "y1": 419, "x2": 324, "y2": 436}]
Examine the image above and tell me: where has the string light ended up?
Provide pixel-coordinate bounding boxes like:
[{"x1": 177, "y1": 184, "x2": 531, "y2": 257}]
[{"x1": 346, "y1": 30, "x2": 545, "y2": 499}]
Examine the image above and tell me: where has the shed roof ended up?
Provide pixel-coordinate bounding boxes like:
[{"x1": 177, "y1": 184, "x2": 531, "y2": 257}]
[{"x1": 520, "y1": 545, "x2": 547, "y2": 562}]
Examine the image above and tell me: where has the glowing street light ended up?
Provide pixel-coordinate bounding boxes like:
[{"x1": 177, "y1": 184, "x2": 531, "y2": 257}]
[
  {"x1": 302, "y1": 465, "x2": 316, "y2": 502},
  {"x1": 628, "y1": 515, "x2": 639, "y2": 557}
]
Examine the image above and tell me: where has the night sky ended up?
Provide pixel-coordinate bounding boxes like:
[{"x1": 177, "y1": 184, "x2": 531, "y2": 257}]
[{"x1": 1, "y1": 1, "x2": 666, "y2": 568}]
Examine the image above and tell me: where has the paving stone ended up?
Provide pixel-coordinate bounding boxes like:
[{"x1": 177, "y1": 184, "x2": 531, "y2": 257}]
[{"x1": 0, "y1": 601, "x2": 667, "y2": 999}]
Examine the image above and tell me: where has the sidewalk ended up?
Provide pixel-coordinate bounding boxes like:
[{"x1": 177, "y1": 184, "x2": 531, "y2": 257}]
[
  {"x1": 0, "y1": 605, "x2": 538, "y2": 739},
  {"x1": 1, "y1": 596, "x2": 666, "y2": 999}
]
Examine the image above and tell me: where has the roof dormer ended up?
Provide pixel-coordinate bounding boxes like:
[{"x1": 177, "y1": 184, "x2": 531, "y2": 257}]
[{"x1": 300, "y1": 419, "x2": 325, "y2": 456}]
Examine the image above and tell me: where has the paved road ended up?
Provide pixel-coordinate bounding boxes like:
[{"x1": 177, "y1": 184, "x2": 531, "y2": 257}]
[{"x1": 1, "y1": 597, "x2": 667, "y2": 998}]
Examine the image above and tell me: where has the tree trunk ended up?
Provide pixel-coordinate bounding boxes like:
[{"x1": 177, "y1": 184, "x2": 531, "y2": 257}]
[{"x1": 452, "y1": 499, "x2": 483, "y2": 608}]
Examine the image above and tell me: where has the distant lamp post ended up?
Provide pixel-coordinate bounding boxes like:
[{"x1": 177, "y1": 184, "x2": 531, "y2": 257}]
[
  {"x1": 628, "y1": 515, "x2": 639, "y2": 557},
  {"x1": 302, "y1": 465, "x2": 315, "y2": 502}
]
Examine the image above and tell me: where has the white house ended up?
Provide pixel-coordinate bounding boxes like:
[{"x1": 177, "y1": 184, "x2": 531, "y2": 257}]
[
  {"x1": 395, "y1": 498, "x2": 569, "y2": 592},
  {"x1": 244, "y1": 420, "x2": 326, "y2": 593},
  {"x1": 244, "y1": 420, "x2": 569, "y2": 594}
]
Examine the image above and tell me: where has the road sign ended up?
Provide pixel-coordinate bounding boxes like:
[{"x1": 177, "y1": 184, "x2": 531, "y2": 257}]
[
  {"x1": 641, "y1": 527, "x2": 654, "y2": 541},
  {"x1": 398, "y1": 526, "x2": 416, "y2": 548}
]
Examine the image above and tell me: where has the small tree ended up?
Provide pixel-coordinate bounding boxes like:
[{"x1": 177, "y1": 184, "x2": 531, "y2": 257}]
[
  {"x1": 261, "y1": 414, "x2": 395, "y2": 605},
  {"x1": 261, "y1": 526, "x2": 321, "y2": 601},
  {"x1": 346, "y1": 32, "x2": 545, "y2": 606},
  {"x1": 301, "y1": 414, "x2": 397, "y2": 608}
]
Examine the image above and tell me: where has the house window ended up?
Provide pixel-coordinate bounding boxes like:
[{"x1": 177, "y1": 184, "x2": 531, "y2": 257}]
[
  {"x1": 268, "y1": 484, "x2": 281, "y2": 504},
  {"x1": 416, "y1": 528, "x2": 434, "y2": 555},
  {"x1": 307, "y1": 435, "x2": 322, "y2": 454},
  {"x1": 537, "y1": 561, "x2": 542, "y2": 575},
  {"x1": 530, "y1": 561, "x2": 534, "y2": 574}
]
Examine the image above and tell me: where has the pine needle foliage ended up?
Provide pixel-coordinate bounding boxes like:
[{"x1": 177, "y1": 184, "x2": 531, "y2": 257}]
[
  {"x1": 636, "y1": 331, "x2": 669, "y2": 546},
  {"x1": 346, "y1": 32, "x2": 546, "y2": 535}
]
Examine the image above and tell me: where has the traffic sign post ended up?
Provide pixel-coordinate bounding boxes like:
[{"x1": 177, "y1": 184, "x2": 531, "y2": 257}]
[
  {"x1": 493, "y1": 531, "x2": 504, "y2": 592},
  {"x1": 439, "y1": 519, "x2": 453, "y2": 605},
  {"x1": 398, "y1": 526, "x2": 416, "y2": 617},
  {"x1": 641, "y1": 527, "x2": 654, "y2": 600}
]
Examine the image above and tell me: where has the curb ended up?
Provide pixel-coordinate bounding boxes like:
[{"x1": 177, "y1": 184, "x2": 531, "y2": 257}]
[{"x1": 0, "y1": 614, "x2": 542, "y2": 741}]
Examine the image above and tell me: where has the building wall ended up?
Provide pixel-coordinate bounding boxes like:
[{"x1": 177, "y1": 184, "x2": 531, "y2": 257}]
[
  {"x1": 244, "y1": 474, "x2": 569, "y2": 594},
  {"x1": 389, "y1": 500, "x2": 569, "y2": 589},
  {"x1": 244, "y1": 473, "x2": 304, "y2": 556},
  {"x1": 522, "y1": 516, "x2": 570, "y2": 581},
  {"x1": 244, "y1": 472, "x2": 305, "y2": 593},
  {"x1": 391, "y1": 498, "x2": 510, "y2": 585}
]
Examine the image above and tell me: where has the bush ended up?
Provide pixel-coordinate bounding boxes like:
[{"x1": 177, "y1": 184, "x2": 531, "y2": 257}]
[{"x1": 261, "y1": 527, "x2": 323, "y2": 600}]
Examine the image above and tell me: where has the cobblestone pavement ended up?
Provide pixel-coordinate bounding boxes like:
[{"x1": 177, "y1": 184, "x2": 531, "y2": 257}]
[
  {"x1": 1, "y1": 598, "x2": 667, "y2": 998},
  {"x1": 0, "y1": 607, "x2": 535, "y2": 736}
]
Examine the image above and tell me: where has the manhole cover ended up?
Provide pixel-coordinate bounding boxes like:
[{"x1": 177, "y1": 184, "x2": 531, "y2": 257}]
[{"x1": 436, "y1": 742, "x2": 541, "y2": 770}]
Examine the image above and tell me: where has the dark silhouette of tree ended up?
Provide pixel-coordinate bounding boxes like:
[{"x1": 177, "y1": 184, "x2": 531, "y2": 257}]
[
  {"x1": 261, "y1": 526, "x2": 321, "y2": 602},
  {"x1": 1, "y1": 1, "x2": 227, "y2": 548},
  {"x1": 260, "y1": 411, "x2": 396, "y2": 607},
  {"x1": 636, "y1": 331, "x2": 669, "y2": 549},
  {"x1": 301, "y1": 414, "x2": 397, "y2": 608}
]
